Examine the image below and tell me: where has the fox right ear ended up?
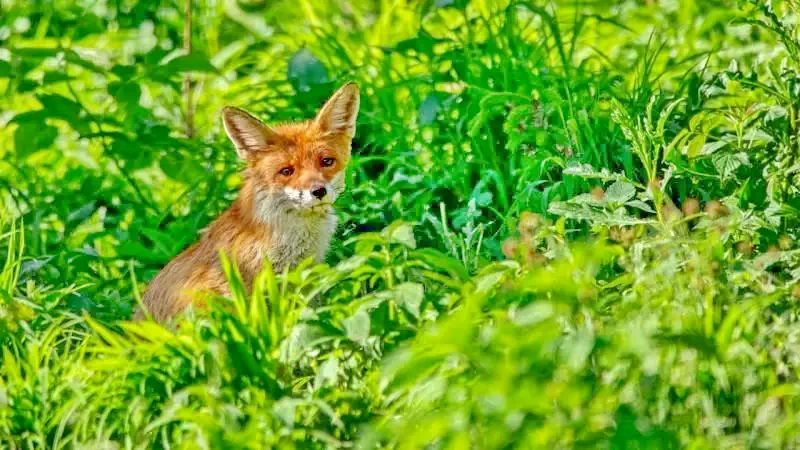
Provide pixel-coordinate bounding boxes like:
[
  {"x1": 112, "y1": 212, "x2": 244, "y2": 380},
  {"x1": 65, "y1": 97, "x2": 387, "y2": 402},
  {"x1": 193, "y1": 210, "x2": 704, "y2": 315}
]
[{"x1": 222, "y1": 107, "x2": 279, "y2": 158}]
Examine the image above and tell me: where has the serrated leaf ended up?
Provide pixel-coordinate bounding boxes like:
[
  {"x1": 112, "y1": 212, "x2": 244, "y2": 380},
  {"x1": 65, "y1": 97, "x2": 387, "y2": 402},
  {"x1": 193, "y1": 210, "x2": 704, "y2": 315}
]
[
  {"x1": 605, "y1": 181, "x2": 636, "y2": 203},
  {"x1": 548, "y1": 201, "x2": 654, "y2": 225},
  {"x1": 713, "y1": 152, "x2": 749, "y2": 180},
  {"x1": 765, "y1": 106, "x2": 787, "y2": 122},
  {"x1": 563, "y1": 163, "x2": 633, "y2": 184},
  {"x1": 700, "y1": 140, "x2": 727, "y2": 155},
  {"x1": 742, "y1": 128, "x2": 774, "y2": 145},
  {"x1": 626, "y1": 200, "x2": 656, "y2": 213}
]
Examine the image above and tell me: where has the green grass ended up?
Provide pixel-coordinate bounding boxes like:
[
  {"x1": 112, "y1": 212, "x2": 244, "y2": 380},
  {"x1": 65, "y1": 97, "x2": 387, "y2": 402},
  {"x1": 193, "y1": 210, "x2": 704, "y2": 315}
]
[{"x1": 2, "y1": 0, "x2": 800, "y2": 448}]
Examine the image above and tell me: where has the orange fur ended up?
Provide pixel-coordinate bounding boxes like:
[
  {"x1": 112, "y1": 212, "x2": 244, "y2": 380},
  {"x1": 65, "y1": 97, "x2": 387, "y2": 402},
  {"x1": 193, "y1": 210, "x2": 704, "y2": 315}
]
[{"x1": 134, "y1": 83, "x2": 360, "y2": 322}]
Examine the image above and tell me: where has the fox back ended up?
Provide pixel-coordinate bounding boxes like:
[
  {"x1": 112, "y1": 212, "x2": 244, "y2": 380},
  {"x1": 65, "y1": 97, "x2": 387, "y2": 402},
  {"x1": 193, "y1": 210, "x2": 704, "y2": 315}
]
[{"x1": 135, "y1": 83, "x2": 360, "y2": 322}]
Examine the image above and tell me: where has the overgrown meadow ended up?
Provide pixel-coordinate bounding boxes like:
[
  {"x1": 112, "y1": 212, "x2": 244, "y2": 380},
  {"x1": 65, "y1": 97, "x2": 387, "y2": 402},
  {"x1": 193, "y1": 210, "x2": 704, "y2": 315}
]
[{"x1": 2, "y1": 0, "x2": 800, "y2": 448}]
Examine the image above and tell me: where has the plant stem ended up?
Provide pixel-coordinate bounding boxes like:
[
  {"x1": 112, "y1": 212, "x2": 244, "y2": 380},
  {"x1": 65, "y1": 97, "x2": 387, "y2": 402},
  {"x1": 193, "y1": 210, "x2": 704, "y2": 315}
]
[{"x1": 184, "y1": 0, "x2": 194, "y2": 138}]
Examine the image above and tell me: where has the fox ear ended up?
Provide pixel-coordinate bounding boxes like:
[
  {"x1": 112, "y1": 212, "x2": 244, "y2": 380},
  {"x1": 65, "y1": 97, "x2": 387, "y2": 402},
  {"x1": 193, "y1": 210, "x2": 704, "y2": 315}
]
[
  {"x1": 222, "y1": 107, "x2": 279, "y2": 158},
  {"x1": 314, "y1": 82, "x2": 360, "y2": 138}
]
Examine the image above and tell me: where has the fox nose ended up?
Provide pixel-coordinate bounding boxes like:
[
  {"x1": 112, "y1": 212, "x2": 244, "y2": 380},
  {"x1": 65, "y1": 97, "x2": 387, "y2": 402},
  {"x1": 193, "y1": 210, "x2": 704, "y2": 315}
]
[{"x1": 311, "y1": 186, "x2": 327, "y2": 200}]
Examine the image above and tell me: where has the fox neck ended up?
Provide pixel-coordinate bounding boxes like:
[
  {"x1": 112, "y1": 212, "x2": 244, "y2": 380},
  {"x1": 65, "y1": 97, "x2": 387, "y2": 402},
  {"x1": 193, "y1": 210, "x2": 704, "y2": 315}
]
[{"x1": 234, "y1": 179, "x2": 337, "y2": 271}]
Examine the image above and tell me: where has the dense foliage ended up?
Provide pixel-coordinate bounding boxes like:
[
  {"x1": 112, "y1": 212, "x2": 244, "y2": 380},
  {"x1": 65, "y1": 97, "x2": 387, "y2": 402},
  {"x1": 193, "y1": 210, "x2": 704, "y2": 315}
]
[{"x1": 3, "y1": 0, "x2": 800, "y2": 448}]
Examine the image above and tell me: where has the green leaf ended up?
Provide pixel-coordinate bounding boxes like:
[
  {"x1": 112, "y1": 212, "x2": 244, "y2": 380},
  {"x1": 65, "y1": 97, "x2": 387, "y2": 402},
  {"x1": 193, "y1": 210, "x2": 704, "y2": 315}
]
[
  {"x1": 712, "y1": 152, "x2": 749, "y2": 180},
  {"x1": 700, "y1": 140, "x2": 727, "y2": 155},
  {"x1": 685, "y1": 135, "x2": 705, "y2": 158},
  {"x1": 742, "y1": 128, "x2": 773, "y2": 145},
  {"x1": 391, "y1": 283, "x2": 424, "y2": 319},
  {"x1": 419, "y1": 93, "x2": 442, "y2": 125},
  {"x1": 0, "y1": 60, "x2": 11, "y2": 77},
  {"x1": 383, "y1": 221, "x2": 416, "y2": 248},
  {"x1": 14, "y1": 121, "x2": 58, "y2": 156},
  {"x1": 413, "y1": 248, "x2": 469, "y2": 280},
  {"x1": 563, "y1": 163, "x2": 634, "y2": 184},
  {"x1": 109, "y1": 81, "x2": 142, "y2": 108},
  {"x1": 159, "y1": 152, "x2": 205, "y2": 182},
  {"x1": 42, "y1": 71, "x2": 74, "y2": 84},
  {"x1": 284, "y1": 324, "x2": 323, "y2": 362},
  {"x1": 605, "y1": 181, "x2": 636, "y2": 203},
  {"x1": 626, "y1": 200, "x2": 656, "y2": 214},
  {"x1": 315, "y1": 357, "x2": 340, "y2": 388},
  {"x1": 287, "y1": 48, "x2": 328, "y2": 94},
  {"x1": 112, "y1": 139, "x2": 153, "y2": 172},
  {"x1": 161, "y1": 53, "x2": 218, "y2": 74},
  {"x1": 548, "y1": 201, "x2": 655, "y2": 225},
  {"x1": 12, "y1": 47, "x2": 62, "y2": 59},
  {"x1": 435, "y1": 0, "x2": 469, "y2": 8},
  {"x1": 36, "y1": 93, "x2": 91, "y2": 134},
  {"x1": 111, "y1": 64, "x2": 137, "y2": 80},
  {"x1": 37, "y1": 94, "x2": 82, "y2": 120},
  {"x1": 343, "y1": 310, "x2": 370, "y2": 345}
]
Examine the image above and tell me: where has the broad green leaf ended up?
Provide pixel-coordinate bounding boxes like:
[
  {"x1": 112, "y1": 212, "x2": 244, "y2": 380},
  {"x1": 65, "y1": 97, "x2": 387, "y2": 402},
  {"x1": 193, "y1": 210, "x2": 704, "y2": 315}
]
[
  {"x1": 712, "y1": 152, "x2": 749, "y2": 180},
  {"x1": 14, "y1": 121, "x2": 57, "y2": 156},
  {"x1": 287, "y1": 48, "x2": 328, "y2": 93},
  {"x1": 685, "y1": 135, "x2": 706, "y2": 158},
  {"x1": 419, "y1": 93, "x2": 442, "y2": 125},
  {"x1": 161, "y1": 53, "x2": 218, "y2": 74},
  {"x1": 383, "y1": 221, "x2": 416, "y2": 249},
  {"x1": 391, "y1": 282, "x2": 424, "y2": 319},
  {"x1": 700, "y1": 140, "x2": 727, "y2": 155},
  {"x1": 0, "y1": 60, "x2": 11, "y2": 77},
  {"x1": 109, "y1": 81, "x2": 142, "y2": 108},
  {"x1": 159, "y1": 152, "x2": 205, "y2": 182},
  {"x1": 315, "y1": 357, "x2": 339, "y2": 388},
  {"x1": 605, "y1": 181, "x2": 636, "y2": 203},
  {"x1": 742, "y1": 129, "x2": 773, "y2": 144},
  {"x1": 343, "y1": 310, "x2": 370, "y2": 345},
  {"x1": 37, "y1": 93, "x2": 82, "y2": 120}
]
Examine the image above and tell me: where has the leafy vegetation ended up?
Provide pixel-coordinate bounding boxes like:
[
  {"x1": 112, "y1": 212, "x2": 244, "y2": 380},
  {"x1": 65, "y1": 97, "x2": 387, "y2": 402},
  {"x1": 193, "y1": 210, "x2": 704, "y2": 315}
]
[{"x1": 3, "y1": 0, "x2": 800, "y2": 448}]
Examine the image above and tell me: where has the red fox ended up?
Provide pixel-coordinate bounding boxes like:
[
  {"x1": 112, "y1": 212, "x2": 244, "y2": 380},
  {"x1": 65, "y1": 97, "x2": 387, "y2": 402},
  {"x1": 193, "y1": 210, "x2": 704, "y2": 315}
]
[{"x1": 134, "y1": 82, "x2": 360, "y2": 322}]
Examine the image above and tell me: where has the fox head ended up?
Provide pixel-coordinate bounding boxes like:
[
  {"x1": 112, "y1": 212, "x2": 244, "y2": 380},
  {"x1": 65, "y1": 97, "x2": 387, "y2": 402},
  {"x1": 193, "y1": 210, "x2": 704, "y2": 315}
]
[{"x1": 222, "y1": 82, "x2": 360, "y2": 222}]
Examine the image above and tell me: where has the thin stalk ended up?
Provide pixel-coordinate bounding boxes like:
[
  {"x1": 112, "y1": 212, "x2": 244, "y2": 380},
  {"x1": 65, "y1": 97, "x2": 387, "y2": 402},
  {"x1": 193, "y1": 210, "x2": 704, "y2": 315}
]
[{"x1": 183, "y1": 0, "x2": 194, "y2": 138}]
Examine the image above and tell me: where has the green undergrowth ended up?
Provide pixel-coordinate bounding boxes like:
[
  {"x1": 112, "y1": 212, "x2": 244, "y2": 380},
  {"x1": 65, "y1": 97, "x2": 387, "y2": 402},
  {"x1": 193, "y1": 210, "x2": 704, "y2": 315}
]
[{"x1": 3, "y1": 0, "x2": 800, "y2": 448}]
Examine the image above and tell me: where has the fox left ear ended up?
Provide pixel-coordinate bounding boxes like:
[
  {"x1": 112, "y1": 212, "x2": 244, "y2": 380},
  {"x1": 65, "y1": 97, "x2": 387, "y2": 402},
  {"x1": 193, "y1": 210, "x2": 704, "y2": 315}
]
[
  {"x1": 314, "y1": 82, "x2": 360, "y2": 139},
  {"x1": 222, "y1": 106, "x2": 280, "y2": 159}
]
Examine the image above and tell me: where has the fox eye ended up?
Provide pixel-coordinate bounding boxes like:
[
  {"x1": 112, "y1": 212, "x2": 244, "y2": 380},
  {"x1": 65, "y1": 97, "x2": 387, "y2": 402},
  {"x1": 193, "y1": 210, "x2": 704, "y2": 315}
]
[
  {"x1": 321, "y1": 157, "x2": 335, "y2": 167},
  {"x1": 279, "y1": 166, "x2": 294, "y2": 176}
]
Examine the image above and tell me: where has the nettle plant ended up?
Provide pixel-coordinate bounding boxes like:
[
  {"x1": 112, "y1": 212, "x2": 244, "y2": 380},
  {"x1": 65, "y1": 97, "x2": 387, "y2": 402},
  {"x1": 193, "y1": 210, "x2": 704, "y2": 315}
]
[
  {"x1": 544, "y1": 0, "x2": 800, "y2": 249},
  {"x1": 547, "y1": 96, "x2": 687, "y2": 228}
]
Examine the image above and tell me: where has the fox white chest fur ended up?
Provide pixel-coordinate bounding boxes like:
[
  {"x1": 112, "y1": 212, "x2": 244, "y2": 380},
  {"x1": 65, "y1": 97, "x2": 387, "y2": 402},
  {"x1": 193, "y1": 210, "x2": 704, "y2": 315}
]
[
  {"x1": 254, "y1": 210, "x2": 338, "y2": 272},
  {"x1": 136, "y1": 82, "x2": 359, "y2": 322}
]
